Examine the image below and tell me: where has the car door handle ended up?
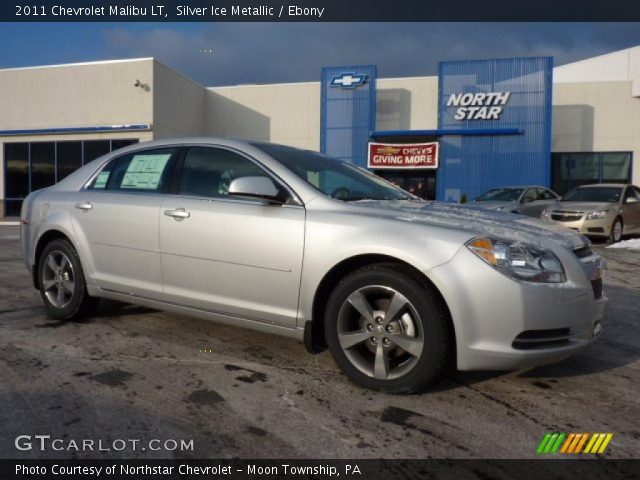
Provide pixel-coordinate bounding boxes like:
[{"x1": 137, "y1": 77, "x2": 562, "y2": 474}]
[
  {"x1": 164, "y1": 208, "x2": 190, "y2": 220},
  {"x1": 75, "y1": 201, "x2": 93, "y2": 211}
]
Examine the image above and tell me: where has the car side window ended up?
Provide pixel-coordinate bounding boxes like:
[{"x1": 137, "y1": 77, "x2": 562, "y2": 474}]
[
  {"x1": 88, "y1": 148, "x2": 178, "y2": 192},
  {"x1": 624, "y1": 186, "x2": 638, "y2": 203},
  {"x1": 522, "y1": 188, "x2": 537, "y2": 202},
  {"x1": 537, "y1": 188, "x2": 557, "y2": 200},
  {"x1": 179, "y1": 147, "x2": 272, "y2": 199}
]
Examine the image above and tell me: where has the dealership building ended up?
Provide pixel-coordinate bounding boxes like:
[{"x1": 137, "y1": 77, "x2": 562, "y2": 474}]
[{"x1": 1, "y1": 46, "x2": 640, "y2": 217}]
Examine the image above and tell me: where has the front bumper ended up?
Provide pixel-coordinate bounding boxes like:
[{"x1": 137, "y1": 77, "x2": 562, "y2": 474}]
[
  {"x1": 427, "y1": 245, "x2": 606, "y2": 371},
  {"x1": 543, "y1": 213, "x2": 614, "y2": 237}
]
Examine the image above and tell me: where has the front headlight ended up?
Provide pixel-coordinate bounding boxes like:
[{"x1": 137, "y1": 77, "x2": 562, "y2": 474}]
[
  {"x1": 466, "y1": 237, "x2": 566, "y2": 283},
  {"x1": 585, "y1": 209, "x2": 609, "y2": 220}
]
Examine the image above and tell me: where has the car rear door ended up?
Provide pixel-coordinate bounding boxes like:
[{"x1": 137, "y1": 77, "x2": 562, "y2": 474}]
[
  {"x1": 69, "y1": 147, "x2": 179, "y2": 298},
  {"x1": 158, "y1": 146, "x2": 305, "y2": 327}
]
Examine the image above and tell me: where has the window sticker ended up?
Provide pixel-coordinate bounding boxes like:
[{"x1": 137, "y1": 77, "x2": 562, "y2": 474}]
[
  {"x1": 93, "y1": 171, "x2": 110, "y2": 189},
  {"x1": 121, "y1": 153, "x2": 171, "y2": 190}
]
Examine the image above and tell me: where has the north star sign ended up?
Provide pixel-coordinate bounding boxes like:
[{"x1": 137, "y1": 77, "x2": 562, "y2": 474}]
[
  {"x1": 330, "y1": 73, "x2": 367, "y2": 89},
  {"x1": 447, "y1": 91, "x2": 511, "y2": 120}
]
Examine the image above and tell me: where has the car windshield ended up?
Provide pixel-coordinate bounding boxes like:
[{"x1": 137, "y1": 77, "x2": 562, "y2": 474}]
[
  {"x1": 476, "y1": 188, "x2": 523, "y2": 202},
  {"x1": 562, "y1": 186, "x2": 622, "y2": 203},
  {"x1": 253, "y1": 143, "x2": 414, "y2": 201}
]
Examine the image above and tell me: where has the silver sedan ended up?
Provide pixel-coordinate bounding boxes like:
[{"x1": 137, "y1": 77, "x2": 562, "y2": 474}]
[
  {"x1": 21, "y1": 139, "x2": 606, "y2": 393},
  {"x1": 473, "y1": 186, "x2": 560, "y2": 217}
]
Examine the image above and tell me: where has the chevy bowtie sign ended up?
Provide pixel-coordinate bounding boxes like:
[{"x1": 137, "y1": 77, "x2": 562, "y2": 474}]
[
  {"x1": 368, "y1": 142, "x2": 439, "y2": 169},
  {"x1": 447, "y1": 91, "x2": 511, "y2": 120},
  {"x1": 330, "y1": 73, "x2": 368, "y2": 89}
]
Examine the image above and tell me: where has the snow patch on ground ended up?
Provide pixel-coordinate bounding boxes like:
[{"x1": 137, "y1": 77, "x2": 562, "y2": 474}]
[{"x1": 607, "y1": 238, "x2": 640, "y2": 250}]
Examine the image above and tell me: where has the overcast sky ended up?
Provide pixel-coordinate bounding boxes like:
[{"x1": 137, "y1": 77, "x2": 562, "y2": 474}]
[{"x1": 2, "y1": 23, "x2": 640, "y2": 85}]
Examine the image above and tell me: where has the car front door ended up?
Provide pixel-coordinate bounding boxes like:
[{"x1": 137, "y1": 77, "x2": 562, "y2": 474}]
[
  {"x1": 159, "y1": 146, "x2": 305, "y2": 327},
  {"x1": 517, "y1": 188, "x2": 540, "y2": 217},
  {"x1": 69, "y1": 147, "x2": 179, "y2": 298},
  {"x1": 524, "y1": 187, "x2": 560, "y2": 218},
  {"x1": 621, "y1": 186, "x2": 640, "y2": 232}
]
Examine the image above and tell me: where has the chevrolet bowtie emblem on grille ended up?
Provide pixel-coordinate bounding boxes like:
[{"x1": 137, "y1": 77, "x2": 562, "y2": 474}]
[{"x1": 330, "y1": 73, "x2": 367, "y2": 89}]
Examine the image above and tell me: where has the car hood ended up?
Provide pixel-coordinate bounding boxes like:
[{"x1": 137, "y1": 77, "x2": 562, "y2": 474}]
[
  {"x1": 349, "y1": 200, "x2": 588, "y2": 250},
  {"x1": 550, "y1": 201, "x2": 614, "y2": 212}
]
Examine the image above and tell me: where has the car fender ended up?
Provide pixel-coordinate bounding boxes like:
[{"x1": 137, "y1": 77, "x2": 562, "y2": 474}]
[{"x1": 297, "y1": 208, "x2": 472, "y2": 328}]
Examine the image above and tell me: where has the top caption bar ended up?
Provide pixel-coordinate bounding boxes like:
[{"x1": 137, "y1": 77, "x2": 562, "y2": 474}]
[{"x1": 2, "y1": 0, "x2": 638, "y2": 22}]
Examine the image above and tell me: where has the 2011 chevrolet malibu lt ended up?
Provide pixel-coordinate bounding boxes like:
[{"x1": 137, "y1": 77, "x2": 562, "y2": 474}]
[{"x1": 20, "y1": 139, "x2": 606, "y2": 393}]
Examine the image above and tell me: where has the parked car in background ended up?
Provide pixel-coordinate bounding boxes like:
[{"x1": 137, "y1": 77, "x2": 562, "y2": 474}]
[
  {"x1": 541, "y1": 183, "x2": 640, "y2": 243},
  {"x1": 473, "y1": 186, "x2": 560, "y2": 217},
  {"x1": 21, "y1": 139, "x2": 606, "y2": 393}
]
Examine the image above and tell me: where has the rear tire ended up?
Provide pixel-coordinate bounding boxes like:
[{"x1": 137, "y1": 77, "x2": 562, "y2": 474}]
[
  {"x1": 37, "y1": 238, "x2": 99, "y2": 320},
  {"x1": 324, "y1": 263, "x2": 451, "y2": 393},
  {"x1": 609, "y1": 217, "x2": 623, "y2": 244}
]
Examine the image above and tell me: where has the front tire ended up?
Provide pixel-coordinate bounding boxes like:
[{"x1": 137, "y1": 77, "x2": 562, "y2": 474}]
[
  {"x1": 37, "y1": 238, "x2": 98, "y2": 320},
  {"x1": 609, "y1": 217, "x2": 623, "y2": 244},
  {"x1": 324, "y1": 264, "x2": 451, "y2": 393}
]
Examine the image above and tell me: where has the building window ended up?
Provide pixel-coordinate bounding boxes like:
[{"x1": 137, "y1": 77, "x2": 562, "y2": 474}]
[
  {"x1": 56, "y1": 141, "x2": 82, "y2": 181},
  {"x1": 3, "y1": 138, "x2": 139, "y2": 217},
  {"x1": 552, "y1": 152, "x2": 632, "y2": 195},
  {"x1": 4, "y1": 143, "x2": 29, "y2": 217},
  {"x1": 30, "y1": 142, "x2": 56, "y2": 192},
  {"x1": 83, "y1": 140, "x2": 111, "y2": 164}
]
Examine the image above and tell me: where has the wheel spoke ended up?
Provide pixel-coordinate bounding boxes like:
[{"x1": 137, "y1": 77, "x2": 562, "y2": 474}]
[
  {"x1": 56, "y1": 286, "x2": 65, "y2": 306},
  {"x1": 42, "y1": 279, "x2": 57, "y2": 291},
  {"x1": 347, "y1": 291, "x2": 374, "y2": 323},
  {"x1": 391, "y1": 334, "x2": 424, "y2": 357},
  {"x1": 339, "y1": 330, "x2": 372, "y2": 349},
  {"x1": 46, "y1": 255, "x2": 58, "y2": 273},
  {"x1": 63, "y1": 280, "x2": 75, "y2": 295},
  {"x1": 374, "y1": 342, "x2": 390, "y2": 380},
  {"x1": 60, "y1": 255, "x2": 70, "y2": 272},
  {"x1": 384, "y1": 291, "x2": 408, "y2": 325}
]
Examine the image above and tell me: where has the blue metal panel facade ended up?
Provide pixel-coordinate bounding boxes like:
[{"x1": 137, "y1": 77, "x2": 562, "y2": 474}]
[
  {"x1": 321, "y1": 65, "x2": 376, "y2": 168},
  {"x1": 437, "y1": 57, "x2": 553, "y2": 202}
]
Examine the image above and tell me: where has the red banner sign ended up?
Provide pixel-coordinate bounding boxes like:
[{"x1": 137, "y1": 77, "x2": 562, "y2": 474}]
[{"x1": 367, "y1": 142, "x2": 439, "y2": 169}]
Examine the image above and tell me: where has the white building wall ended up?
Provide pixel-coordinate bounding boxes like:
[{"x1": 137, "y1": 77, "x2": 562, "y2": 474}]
[
  {"x1": 153, "y1": 61, "x2": 206, "y2": 138},
  {"x1": 552, "y1": 80, "x2": 640, "y2": 186},
  {"x1": 206, "y1": 82, "x2": 321, "y2": 150},
  {"x1": 0, "y1": 59, "x2": 154, "y2": 130},
  {"x1": 376, "y1": 77, "x2": 439, "y2": 131}
]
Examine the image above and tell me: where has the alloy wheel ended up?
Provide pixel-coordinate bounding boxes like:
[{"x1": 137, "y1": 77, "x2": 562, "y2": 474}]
[
  {"x1": 42, "y1": 250, "x2": 75, "y2": 309},
  {"x1": 613, "y1": 220, "x2": 623, "y2": 242},
  {"x1": 336, "y1": 285, "x2": 425, "y2": 380}
]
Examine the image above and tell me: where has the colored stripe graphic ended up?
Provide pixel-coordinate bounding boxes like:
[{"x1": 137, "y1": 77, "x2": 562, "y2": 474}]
[
  {"x1": 538, "y1": 433, "x2": 613, "y2": 454},
  {"x1": 574, "y1": 433, "x2": 589, "y2": 453},
  {"x1": 597, "y1": 434, "x2": 613, "y2": 453}
]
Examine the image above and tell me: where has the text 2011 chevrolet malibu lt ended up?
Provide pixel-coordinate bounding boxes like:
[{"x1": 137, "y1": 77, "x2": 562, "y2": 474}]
[{"x1": 21, "y1": 139, "x2": 606, "y2": 392}]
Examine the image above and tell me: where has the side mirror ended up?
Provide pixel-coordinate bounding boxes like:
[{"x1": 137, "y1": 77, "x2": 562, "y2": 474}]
[
  {"x1": 626, "y1": 196, "x2": 639, "y2": 204},
  {"x1": 521, "y1": 197, "x2": 534, "y2": 204},
  {"x1": 228, "y1": 176, "x2": 283, "y2": 203}
]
